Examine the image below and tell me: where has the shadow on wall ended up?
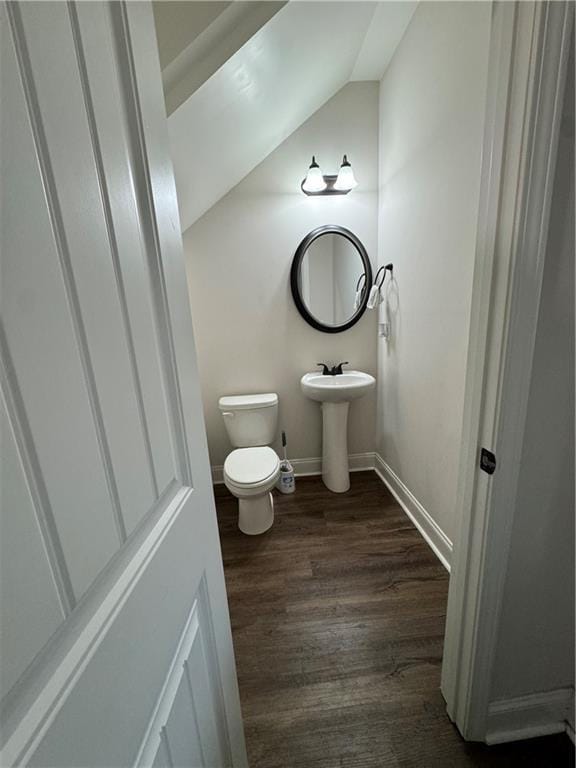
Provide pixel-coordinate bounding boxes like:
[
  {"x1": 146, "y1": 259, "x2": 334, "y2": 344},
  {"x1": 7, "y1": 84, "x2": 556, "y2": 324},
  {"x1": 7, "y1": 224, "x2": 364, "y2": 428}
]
[{"x1": 376, "y1": 275, "x2": 401, "y2": 474}]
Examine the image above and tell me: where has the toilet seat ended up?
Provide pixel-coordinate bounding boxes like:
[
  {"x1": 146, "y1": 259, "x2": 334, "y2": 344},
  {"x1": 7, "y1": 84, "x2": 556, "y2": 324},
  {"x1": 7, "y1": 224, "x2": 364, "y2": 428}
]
[{"x1": 223, "y1": 447, "x2": 280, "y2": 490}]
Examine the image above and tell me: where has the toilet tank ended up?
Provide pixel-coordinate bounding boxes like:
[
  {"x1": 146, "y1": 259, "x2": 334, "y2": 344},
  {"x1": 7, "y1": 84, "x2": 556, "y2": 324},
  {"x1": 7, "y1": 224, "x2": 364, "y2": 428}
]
[{"x1": 219, "y1": 393, "x2": 278, "y2": 448}]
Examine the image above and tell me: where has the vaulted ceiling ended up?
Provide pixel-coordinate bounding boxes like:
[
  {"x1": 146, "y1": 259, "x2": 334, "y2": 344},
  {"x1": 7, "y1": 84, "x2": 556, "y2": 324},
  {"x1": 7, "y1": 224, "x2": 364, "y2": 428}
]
[{"x1": 153, "y1": 1, "x2": 416, "y2": 232}]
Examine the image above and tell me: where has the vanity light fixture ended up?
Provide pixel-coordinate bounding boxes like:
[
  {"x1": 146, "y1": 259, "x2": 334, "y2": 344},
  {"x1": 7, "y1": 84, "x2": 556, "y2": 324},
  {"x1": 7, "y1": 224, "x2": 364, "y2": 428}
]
[{"x1": 301, "y1": 154, "x2": 358, "y2": 196}]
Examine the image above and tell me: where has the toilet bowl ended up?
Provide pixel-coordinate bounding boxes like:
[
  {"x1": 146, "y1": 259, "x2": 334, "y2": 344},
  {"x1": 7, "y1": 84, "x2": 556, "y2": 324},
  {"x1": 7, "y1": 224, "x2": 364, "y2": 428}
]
[
  {"x1": 223, "y1": 447, "x2": 280, "y2": 534},
  {"x1": 219, "y1": 393, "x2": 280, "y2": 534}
]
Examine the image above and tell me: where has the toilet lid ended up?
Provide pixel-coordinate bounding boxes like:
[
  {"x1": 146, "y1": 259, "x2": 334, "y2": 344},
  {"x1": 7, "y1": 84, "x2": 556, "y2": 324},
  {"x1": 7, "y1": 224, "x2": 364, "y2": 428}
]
[{"x1": 224, "y1": 447, "x2": 279, "y2": 485}]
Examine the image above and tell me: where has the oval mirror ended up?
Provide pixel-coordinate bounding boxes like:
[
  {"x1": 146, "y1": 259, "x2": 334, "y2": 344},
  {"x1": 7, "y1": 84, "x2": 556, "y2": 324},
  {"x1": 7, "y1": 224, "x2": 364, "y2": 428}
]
[{"x1": 290, "y1": 225, "x2": 372, "y2": 333}]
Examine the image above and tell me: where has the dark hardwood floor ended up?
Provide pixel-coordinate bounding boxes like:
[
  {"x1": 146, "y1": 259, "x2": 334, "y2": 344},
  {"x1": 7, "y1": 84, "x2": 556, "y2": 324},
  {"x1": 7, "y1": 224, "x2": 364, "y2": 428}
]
[{"x1": 215, "y1": 472, "x2": 574, "y2": 767}]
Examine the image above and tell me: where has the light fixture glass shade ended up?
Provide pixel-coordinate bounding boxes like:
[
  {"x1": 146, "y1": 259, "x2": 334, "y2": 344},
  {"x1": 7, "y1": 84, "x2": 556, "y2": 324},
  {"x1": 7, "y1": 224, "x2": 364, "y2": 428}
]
[
  {"x1": 302, "y1": 156, "x2": 327, "y2": 193},
  {"x1": 334, "y1": 155, "x2": 358, "y2": 191}
]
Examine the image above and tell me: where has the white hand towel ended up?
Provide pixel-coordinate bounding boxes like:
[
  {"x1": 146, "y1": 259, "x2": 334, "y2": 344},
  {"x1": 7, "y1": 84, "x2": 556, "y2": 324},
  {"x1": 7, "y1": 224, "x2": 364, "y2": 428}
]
[{"x1": 367, "y1": 284, "x2": 383, "y2": 310}]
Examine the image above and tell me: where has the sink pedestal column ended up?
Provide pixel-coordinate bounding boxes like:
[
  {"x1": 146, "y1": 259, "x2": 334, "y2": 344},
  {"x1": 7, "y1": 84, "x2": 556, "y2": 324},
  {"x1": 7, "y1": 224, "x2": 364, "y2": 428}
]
[{"x1": 321, "y1": 401, "x2": 350, "y2": 493}]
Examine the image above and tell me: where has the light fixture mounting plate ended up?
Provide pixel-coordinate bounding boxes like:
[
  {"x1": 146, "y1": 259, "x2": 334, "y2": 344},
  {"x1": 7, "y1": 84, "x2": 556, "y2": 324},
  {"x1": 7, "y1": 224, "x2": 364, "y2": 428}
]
[{"x1": 301, "y1": 174, "x2": 351, "y2": 196}]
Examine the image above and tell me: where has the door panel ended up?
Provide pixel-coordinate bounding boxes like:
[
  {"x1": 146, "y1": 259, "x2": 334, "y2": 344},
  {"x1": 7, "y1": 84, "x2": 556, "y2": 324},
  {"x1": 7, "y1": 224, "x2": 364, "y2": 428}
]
[
  {"x1": 17, "y1": 1, "x2": 156, "y2": 545},
  {"x1": 137, "y1": 588, "x2": 229, "y2": 768},
  {"x1": 184, "y1": 618, "x2": 228, "y2": 767},
  {"x1": 0, "y1": 391, "x2": 65, "y2": 696},
  {"x1": 152, "y1": 740, "x2": 172, "y2": 768},
  {"x1": 26, "y1": 504, "x2": 219, "y2": 768},
  {"x1": 1, "y1": 0, "x2": 119, "y2": 603},
  {"x1": 0, "y1": 2, "x2": 247, "y2": 766},
  {"x1": 72, "y1": 0, "x2": 176, "y2": 505},
  {"x1": 166, "y1": 676, "x2": 205, "y2": 768}
]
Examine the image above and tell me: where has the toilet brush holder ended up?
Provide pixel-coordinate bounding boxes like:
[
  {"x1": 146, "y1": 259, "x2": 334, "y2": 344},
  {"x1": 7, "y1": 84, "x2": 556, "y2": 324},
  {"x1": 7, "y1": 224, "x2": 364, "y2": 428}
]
[{"x1": 277, "y1": 461, "x2": 295, "y2": 494}]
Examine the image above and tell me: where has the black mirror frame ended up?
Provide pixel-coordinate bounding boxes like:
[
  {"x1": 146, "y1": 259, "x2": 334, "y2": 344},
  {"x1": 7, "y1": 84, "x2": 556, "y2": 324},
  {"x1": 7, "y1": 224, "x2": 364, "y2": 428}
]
[{"x1": 290, "y1": 225, "x2": 373, "y2": 334}]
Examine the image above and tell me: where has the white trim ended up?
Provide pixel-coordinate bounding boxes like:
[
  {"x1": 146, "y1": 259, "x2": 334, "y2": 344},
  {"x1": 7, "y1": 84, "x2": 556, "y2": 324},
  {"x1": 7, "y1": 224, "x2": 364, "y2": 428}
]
[
  {"x1": 441, "y1": 0, "x2": 519, "y2": 726},
  {"x1": 211, "y1": 452, "x2": 376, "y2": 485},
  {"x1": 213, "y1": 450, "x2": 453, "y2": 573},
  {"x1": 486, "y1": 689, "x2": 574, "y2": 745},
  {"x1": 134, "y1": 597, "x2": 200, "y2": 767},
  {"x1": 374, "y1": 454, "x2": 452, "y2": 572},
  {"x1": 441, "y1": 1, "x2": 574, "y2": 742},
  {"x1": 566, "y1": 699, "x2": 575, "y2": 743}
]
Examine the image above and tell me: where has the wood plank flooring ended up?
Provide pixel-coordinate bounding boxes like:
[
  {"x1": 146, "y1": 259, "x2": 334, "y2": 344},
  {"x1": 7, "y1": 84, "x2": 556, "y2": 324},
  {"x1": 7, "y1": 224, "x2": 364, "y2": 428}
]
[{"x1": 215, "y1": 472, "x2": 574, "y2": 767}]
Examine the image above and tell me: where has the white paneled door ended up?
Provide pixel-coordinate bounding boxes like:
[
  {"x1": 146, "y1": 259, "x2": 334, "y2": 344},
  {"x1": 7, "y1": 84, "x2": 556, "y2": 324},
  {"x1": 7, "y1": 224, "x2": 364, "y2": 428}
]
[{"x1": 0, "y1": 2, "x2": 247, "y2": 766}]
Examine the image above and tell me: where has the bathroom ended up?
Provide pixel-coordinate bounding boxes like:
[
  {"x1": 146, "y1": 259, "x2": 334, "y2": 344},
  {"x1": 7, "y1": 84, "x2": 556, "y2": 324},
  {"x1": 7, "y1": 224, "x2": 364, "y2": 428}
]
[
  {"x1": 155, "y1": 0, "x2": 573, "y2": 764},
  {"x1": 153, "y1": 3, "x2": 484, "y2": 762},
  {"x1": 1, "y1": 1, "x2": 573, "y2": 766}
]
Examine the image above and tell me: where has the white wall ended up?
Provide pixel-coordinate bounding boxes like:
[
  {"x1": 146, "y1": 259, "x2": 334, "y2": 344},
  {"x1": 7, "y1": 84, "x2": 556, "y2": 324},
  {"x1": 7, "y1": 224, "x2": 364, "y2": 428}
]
[
  {"x1": 376, "y1": 1, "x2": 491, "y2": 544},
  {"x1": 183, "y1": 82, "x2": 379, "y2": 469},
  {"x1": 490, "y1": 47, "x2": 575, "y2": 702}
]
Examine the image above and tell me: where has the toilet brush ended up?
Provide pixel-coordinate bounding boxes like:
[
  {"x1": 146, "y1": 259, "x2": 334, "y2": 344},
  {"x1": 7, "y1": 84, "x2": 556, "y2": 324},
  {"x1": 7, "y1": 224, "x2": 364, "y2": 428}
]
[{"x1": 277, "y1": 431, "x2": 295, "y2": 494}]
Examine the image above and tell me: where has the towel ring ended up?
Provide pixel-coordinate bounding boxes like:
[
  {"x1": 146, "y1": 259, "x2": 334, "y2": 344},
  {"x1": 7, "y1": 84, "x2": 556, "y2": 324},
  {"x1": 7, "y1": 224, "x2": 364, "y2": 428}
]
[{"x1": 373, "y1": 263, "x2": 393, "y2": 290}]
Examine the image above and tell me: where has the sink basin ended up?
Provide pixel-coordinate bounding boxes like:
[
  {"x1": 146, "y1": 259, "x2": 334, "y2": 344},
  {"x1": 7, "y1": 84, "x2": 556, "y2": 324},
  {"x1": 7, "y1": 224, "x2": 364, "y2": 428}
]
[
  {"x1": 301, "y1": 371, "x2": 376, "y2": 403},
  {"x1": 301, "y1": 370, "x2": 376, "y2": 493}
]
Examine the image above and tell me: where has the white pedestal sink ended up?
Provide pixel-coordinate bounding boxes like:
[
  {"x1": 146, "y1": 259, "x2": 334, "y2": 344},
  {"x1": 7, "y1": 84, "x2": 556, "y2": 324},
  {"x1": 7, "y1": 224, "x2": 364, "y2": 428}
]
[{"x1": 301, "y1": 371, "x2": 376, "y2": 493}]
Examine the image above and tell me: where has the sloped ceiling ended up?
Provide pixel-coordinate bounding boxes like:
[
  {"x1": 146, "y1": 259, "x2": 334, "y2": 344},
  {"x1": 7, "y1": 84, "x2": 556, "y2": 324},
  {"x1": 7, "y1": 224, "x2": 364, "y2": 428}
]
[
  {"x1": 164, "y1": 2, "x2": 417, "y2": 233},
  {"x1": 153, "y1": 1, "x2": 232, "y2": 71},
  {"x1": 154, "y1": 1, "x2": 286, "y2": 115},
  {"x1": 352, "y1": 2, "x2": 417, "y2": 81}
]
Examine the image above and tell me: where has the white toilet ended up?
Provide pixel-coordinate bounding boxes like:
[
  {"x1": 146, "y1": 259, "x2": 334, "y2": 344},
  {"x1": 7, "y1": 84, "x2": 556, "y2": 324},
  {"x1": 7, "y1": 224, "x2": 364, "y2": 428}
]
[{"x1": 219, "y1": 393, "x2": 280, "y2": 535}]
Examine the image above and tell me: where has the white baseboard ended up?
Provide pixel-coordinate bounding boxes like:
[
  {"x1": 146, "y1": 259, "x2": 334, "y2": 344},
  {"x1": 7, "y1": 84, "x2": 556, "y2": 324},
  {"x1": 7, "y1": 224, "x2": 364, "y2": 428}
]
[
  {"x1": 486, "y1": 688, "x2": 575, "y2": 744},
  {"x1": 213, "y1": 451, "x2": 452, "y2": 574},
  {"x1": 211, "y1": 452, "x2": 376, "y2": 485},
  {"x1": 565, "y1": 694, "x2": 574, "y2": 744},
  {"x1": 373, "y1": 453, "x2": 452, "y2": 572}
]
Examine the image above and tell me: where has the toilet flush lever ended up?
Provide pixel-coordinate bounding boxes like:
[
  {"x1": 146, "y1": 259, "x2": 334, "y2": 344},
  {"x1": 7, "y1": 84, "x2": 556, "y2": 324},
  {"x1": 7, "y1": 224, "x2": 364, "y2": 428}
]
[{"x1": 221, "y1": 412, "x2": 235, "y2": 418}]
